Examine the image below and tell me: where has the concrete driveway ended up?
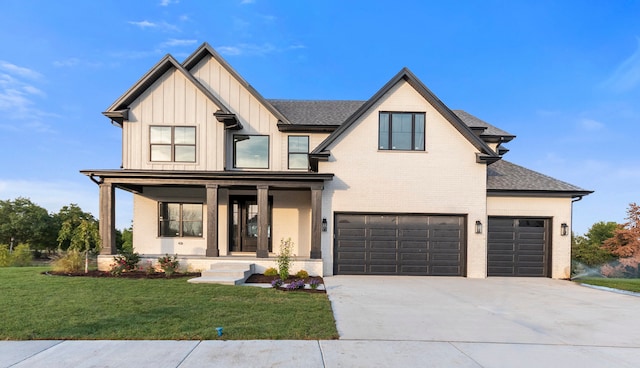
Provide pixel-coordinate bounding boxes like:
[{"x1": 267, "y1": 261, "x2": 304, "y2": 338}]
[{"x1": 323, "y1": 276, "x2": 640, "y2": 366}]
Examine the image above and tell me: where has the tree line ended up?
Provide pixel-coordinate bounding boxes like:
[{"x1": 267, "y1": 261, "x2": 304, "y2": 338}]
[
  {"x1": 572, "y1": 203, "x2": 640, "y2": 277},
  {"x1": 0, "y1": 197, "x2": 131, "y2": 256}
]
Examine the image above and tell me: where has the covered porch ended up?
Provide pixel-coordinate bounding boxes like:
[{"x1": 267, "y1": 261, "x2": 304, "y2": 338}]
[{"x1": 81, "y1": 170, "x2": 333, "y2": 272}]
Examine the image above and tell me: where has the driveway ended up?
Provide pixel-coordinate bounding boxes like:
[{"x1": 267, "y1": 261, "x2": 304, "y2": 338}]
[{"x1": 323, "y1": 276, "x2": 640, "y2": 346}]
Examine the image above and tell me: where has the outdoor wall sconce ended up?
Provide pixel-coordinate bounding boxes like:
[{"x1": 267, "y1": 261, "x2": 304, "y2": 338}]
[
  {"x1": 475, "y1": 220, "x2": 483, "y2": 234},
  {"x1": 322, "y1": 218, "x2": 328, "y2": 232},
  {"x1": 561, "y1": 223, "x2": 568, "y2": 236}
]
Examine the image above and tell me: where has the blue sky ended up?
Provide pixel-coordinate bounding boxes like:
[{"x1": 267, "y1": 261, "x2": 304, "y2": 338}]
[{"x1": 1, "y1": 0, "x2": 639, "y2": 234}]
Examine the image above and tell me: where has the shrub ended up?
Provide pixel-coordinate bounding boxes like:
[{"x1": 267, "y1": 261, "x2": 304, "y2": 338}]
[
  {"x1": 295, "y1": 269, "x2": 309, "y2": 279},
  {"x1": 276, "y1": 238, "x2": 294, "y2": 280},
  {"x1": 264, "y1": 267, "x2": 278, "y2": 276},
  {"x1": 51, "y1": 249, "x2": 84, "y2": 273},
  {"x1": 141, "y1": 261, "x2": 156, "y2": 275},
  {"x1": 11, "y1": 243, "x2": 33, "y2": 267},
  {"x1": 309, "y1": 279, "x2": 321, "y2": 290},
  {"x1": 0, "y1": 244, "x2": 9, "y2": 267},
  {"x1": 271, "y1": 278, "x2": 283, "y2": 288},
  {"x1": 285, "y1": 279, "x2": 305, "y2": 291},
  {"x1": 110, "y1": 251, "x2": 140, "y2": 276},
  {"x1": 158, "y1": 254, "x2": 179, "y2": 276}
]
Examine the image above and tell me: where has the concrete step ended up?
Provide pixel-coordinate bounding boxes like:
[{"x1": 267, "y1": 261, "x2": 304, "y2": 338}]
[{"x1": 187, "y1": 263, "x2": 254, "y2": 285}]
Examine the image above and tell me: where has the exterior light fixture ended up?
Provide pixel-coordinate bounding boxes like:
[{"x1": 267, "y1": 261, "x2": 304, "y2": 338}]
[
  {"x1": 475, "y1": 220, "x2": 482, "y2": 234},
  {"x1": 322, "y1": 218, "x2": 328, "y2": 232},
  {"x1": 561, "y1": 223, "x2": 568, "y2": 236}
]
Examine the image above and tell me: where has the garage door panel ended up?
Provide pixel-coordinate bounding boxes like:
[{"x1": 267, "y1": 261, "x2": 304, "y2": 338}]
[
  {"x1": 488, "y1": 217, "x2": 549, "y2": 277},
  {"x1": 334, "y1": 213, "x2": 465, "y2": 276},
  {"x1": 337, "y1": 251, "x2": 366, "y2": 261}
]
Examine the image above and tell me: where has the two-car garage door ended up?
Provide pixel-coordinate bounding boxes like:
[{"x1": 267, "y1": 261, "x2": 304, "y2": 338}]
[{"x1": 333, "y1": 213, "x2": 466, "y2": 276}]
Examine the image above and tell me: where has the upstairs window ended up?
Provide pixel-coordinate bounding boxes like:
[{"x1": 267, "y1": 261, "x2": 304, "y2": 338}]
[
  {"x1": 288, "y1": 136, "x2": 309, "y2": 170},
  {"x1": 233, "y1": 135, "x2": 269, "y2": 169},
  {"x1": 378, "y1": 112, "x2": 425, "y2": 151},
  {"x1": 158, "y1": 203, "x2": 203, "y2": 237},
  {"x1": 150, "y1": 126, "x2": 196, "y2": 162}
]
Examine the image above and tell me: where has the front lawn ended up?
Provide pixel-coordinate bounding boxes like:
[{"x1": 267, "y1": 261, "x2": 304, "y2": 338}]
[
  {"x1": 0, "y1": 267, "x2": 338, "y2": 340},
  {"x1": 574, "y1": 277, "x2": 640, "y2": 293}
]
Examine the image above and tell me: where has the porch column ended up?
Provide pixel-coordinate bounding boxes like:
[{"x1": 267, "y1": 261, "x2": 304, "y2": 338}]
[
  {"x1": 257, "y1": 185, "x2": 269, "y2": 258},
  {"x1": 206, "y1": 184, "x2": 219, "y2": 257},
  {"x1": 99, "y1": 182, "x2": 116, "y2": 255},
  {"x1": 310, "y1": 187, "x2": 322, "y2": 259}
]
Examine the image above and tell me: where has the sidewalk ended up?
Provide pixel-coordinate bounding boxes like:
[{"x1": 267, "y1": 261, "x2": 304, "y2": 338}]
[{"x1": 3, "y1": 339, "x2": 640, "y2": 368}]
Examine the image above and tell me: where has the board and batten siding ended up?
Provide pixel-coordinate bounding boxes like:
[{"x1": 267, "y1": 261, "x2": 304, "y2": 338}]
[
  {"x1": 123, "y1": 68, "x2": 225, "y2": 171},
  {"x1": 318, "y1": 80, "x2": 489, "y2": 277},
  {"x1": 487, "y1": 196, "x2": 573, "y2": 279},
  {"x1": 189, "y1": 55, "x2": 288, "y2": 171}
]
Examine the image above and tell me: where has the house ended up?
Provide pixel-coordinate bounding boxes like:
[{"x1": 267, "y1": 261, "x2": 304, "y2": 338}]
[{"x1": 82, "y1": 42, "x2": 592, "y2": 279}]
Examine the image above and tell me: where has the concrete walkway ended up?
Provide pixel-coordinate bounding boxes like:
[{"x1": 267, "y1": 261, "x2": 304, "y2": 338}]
[{"x1": 2, "y1": 277, "x2": 640, "y2": 367}]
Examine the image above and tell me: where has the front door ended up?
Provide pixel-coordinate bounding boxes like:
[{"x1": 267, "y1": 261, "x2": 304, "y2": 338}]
[{"x1": 230, "y1": 196, "x2": 272, "y2": 252}]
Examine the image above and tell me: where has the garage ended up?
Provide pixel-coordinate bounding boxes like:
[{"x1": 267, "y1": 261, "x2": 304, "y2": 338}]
[
  {"x1": 333, "y1": 213, "x2": 466, "y2": 276},
  {"x1": 487, "y1": 217, "x2": 550, "y2": 277}
]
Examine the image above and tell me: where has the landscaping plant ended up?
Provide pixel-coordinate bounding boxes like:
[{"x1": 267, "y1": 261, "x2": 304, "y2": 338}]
[
  {"x1": 276, "y1": 238, "x2": 294, "y2": 280},
  {"x1": 50, "y1": 249, "x2": 84, "y2": 273},
  {"x1": 264, "y1": 267, "x2": 278, "y2": 276},
  {"x1": 158, "y1": 254, "x2": 180, "y2": 276}
]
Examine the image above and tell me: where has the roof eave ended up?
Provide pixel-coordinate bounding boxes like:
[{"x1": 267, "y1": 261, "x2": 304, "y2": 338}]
[
  {"x1": 277, "y1": 123, "x2": 339, "y2": 133},
  {"x1": 487, "y1": 189, "x2": 594, "y2": 198}
]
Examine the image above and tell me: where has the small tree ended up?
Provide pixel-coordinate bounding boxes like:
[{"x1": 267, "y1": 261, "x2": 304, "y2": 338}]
[
  {"x1": 603, "y1": 203, "x2": 640, "y2": 258},
  {"x1": 58, "y1": 219, "x2": 100, "y2": 273},
  {"x1": 571, "y1": 222, "x2": 617, "y2": 267},
  {"x1": 276, "y1": 238, "x2": 294, "y2": 280}
]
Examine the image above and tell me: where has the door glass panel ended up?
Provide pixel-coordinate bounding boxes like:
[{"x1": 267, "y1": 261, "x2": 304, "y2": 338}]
[{"x1": 246, "y1": 203, "x2": 258, "y2": 238}]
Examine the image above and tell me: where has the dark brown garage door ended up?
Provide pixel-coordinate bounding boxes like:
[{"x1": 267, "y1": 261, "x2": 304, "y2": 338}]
[
  {"x1": 333, "y1": 213, "x2": 466, "y2": 276},
  {"x1": 487, "y1": 217, "x2": 550, "y2": 277}
]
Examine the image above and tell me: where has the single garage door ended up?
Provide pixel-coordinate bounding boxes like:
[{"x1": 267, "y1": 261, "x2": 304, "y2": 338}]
[
  {"x1": 487, "y1": 217, "x2": 550, "y2": 277},
  {"x1": 334, "y1": 213, "x2": 466, "y2": 276}
]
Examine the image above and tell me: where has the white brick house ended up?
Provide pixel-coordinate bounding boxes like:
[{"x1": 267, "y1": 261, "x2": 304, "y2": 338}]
[{"x1": 83, "y1": 43, "x2": 591, "y2": 279}]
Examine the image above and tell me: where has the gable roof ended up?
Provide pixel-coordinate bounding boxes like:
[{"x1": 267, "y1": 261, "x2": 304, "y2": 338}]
[
  {"x1": 103, "y1": 54, "x2": 231, "y2": 125},
  {"x1": 487, "y1": 160, "x2": 592, "y2": 197},
  {"x1": 311, "y1": 67, "x2": 500, "y2": 163},
  {"x1": 182, "y1": 42, "x2": 291, "y2": 125},
  {"x1": 453, "y1": 110, "x2": 515, "y2": 142},
  {"x1": 269, "y1": 99, "x2": 365, "y2": 130}
]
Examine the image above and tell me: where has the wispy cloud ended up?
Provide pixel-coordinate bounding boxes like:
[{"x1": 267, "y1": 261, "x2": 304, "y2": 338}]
[
  {"x1": 0, "y1": 61, "x2": 57, "y2": 132},
  {"x1": 159, "y1": 0, "x2": 179, "y2": 6},
  {"x1": 128, "y1": 20, "x2": 179, "y2": 32},
  {"x1": 602, "y1": 38, "x2": 640, "y2": 93},
  {"x1": 217, "y1": 43, "x2": 291, "y2": 57},
  {"x1": 240, "y1": 0, "x2": 255, "y2": 4},
  {"x1": 161, "y1": 38, "x2": 198, "y2": 48},
  {"x1": 578, "y1": 118, "x2": 605, "y2": 131}
]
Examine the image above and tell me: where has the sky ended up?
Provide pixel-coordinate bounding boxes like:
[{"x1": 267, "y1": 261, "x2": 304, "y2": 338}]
[{"x1": 1, "y1": 0, "x2": 639, "y2": 235}]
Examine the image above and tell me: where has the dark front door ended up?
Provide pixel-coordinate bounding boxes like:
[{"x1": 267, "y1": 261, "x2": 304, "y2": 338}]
[{"x1": 230, "y1": 196, "x2": 271, "y2": 252}]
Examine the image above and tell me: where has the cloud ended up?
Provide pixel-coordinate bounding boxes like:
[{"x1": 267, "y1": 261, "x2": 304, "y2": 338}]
[
  {"x1": 578, "y1": 118, "x2": 605, "y2": 131},
  {"x1": 159, "y1": 0, "x2": 179, "y2": 6},
  {"x1": 0, "y1": 61, "x2": 42, "y2": 80},
  {"x1": 216, "y1": 43, "x2": 277, "y2": 56},
  {"x1": 240, "y1": 0, "x2": 255, "y2": 4},
  {"x1": 128, "y1": 20, "x2": 179, "y2": 32},
  {"x1": 602, "y1": 38, "x2": 640, "y2": 93},
  {"x1": 161, "y1": 38, "x2": 198, "y2": 47}
]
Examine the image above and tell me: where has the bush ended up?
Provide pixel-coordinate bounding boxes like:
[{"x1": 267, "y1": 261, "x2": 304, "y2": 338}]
[
  {"x1": 271, "y1": 278, "x2": 283, "y2": 288},
  {"x1": 264, "y1": 267, "x2": 278, "y2": 276},
  {"x1": 11, "y1": 244, "x2": 32, "y2": 267},
  {"x1": 110, "y1": 251, "x2": 140, "y2": 276},
  {"x1": 276, "y1": 238, "x2": 294, "y2": 280},
  {"x1": 158, "y1": 254, "x2": 179, "y2": 276},
  {"x1": 295, "y1": 269, "x2": 309, "y2": 279},
  {"x1": 285, "y1": 279, "x2": 305, "y2": 291},
  {"x1": 51, "y1": 250, "x2": 84, "y2": 273},
  {"x1": 0, "y1": 244, "x2": 10, "y2": 267}
]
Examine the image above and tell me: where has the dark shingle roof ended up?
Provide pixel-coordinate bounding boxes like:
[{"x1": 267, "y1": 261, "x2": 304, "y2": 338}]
[
  {"x1": 487, "y1": 160, "x2": 591, "y2": 194},
  {"x1": 268, "y1": 99, "x2": 365, "y2": 126},
  {"x1": 267, "y1": 100, "x2": 513, "y2": 141},
  {"x1": 452, "y1": 110, "x2": 514, "y2": 138}
]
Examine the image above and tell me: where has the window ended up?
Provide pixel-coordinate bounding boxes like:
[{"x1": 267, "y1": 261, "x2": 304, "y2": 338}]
[
  {"x1": 288, "y1": 136, "x2": 309, "y2": 170},
  {"x1": 158, "y1": 203, "x2": 203, "y2": 237},
  {"x1": 150, "y1": 126, "x2": 196, "y2": 162},
  {"x1": 378, "y1": 112, "x2": 425, "y2": 151},
  {"x1": 233, "y1": 135, "x2": 269, "y2": 169}
]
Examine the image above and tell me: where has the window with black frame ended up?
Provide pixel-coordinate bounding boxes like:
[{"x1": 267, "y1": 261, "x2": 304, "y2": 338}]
[
  {"x1": 378, "y1": 112, "x2": 425, "y2": 151},
  {"x1": 288, "y1": 135, "x2": 309, "y2": 170},
  {"x1": 158, "y1": 203, "x2": 203, "y2": 237},
  {"x1": 233, "y1": 135, "x2": 269, "y2": 169},
  {"x1": 150, "y1": 126, "x2": 196, "y2": 162}
]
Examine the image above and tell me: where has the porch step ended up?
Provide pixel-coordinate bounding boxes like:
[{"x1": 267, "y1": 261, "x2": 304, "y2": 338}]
[{"x1": 188, "y1": 263, "x2": 255, "y2": 285}]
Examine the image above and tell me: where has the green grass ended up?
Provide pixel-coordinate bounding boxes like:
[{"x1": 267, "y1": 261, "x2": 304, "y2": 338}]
[
  {"x1": 574, "y1": 277, "x2": 640, "y2": 293},
  {"x1": 0, "y1": 267, "x2": 338, "y2": 340}
]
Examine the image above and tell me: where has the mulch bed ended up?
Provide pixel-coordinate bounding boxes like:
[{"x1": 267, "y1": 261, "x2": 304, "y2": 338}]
[
  {"x1": 245, "y1": 273, "x2": 326, "y2": 293},
  {"x1": 43, "y1": 270, "x2": 200, "y2": 279}
]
